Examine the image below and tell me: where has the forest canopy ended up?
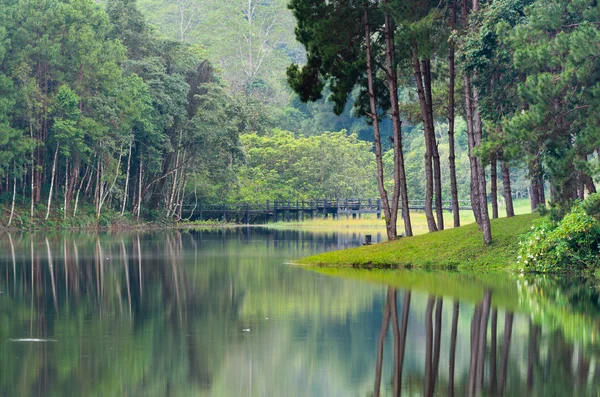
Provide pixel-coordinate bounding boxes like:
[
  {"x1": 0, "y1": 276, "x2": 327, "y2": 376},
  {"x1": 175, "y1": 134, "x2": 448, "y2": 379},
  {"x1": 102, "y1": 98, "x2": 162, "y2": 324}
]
[{"x1": 0, "y1": 0, "x2": 597, "y2": 238}]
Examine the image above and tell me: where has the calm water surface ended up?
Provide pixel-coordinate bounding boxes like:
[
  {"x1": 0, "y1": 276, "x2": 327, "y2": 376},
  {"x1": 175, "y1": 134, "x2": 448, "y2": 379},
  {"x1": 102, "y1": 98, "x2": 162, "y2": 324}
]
[{"x1": 0, "y1": 228, "x2": 599, "y2": 396}]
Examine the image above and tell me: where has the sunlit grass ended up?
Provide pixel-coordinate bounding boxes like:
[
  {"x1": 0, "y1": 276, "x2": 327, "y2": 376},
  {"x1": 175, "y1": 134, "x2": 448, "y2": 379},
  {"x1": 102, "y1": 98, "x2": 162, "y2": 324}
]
[
  {"x1": 297, "y1": 213, "x2": 538, "y2": 270},
  {"x1": 268, "y1": 198, "x2": 533, "y2": 235}
]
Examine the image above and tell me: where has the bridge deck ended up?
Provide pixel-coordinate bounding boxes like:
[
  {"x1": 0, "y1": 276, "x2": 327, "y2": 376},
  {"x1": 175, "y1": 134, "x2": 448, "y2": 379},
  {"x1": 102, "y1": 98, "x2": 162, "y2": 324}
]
[{"x1": 178, "y1": 199, "x2": 472, "y2": 223}]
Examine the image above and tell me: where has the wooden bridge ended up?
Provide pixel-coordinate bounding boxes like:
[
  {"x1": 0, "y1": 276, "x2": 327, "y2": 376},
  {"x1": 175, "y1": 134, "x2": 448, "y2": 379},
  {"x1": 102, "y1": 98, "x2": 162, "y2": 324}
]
[{"x1": 179, "y1": 198, "x2": 472, "y2": 224}]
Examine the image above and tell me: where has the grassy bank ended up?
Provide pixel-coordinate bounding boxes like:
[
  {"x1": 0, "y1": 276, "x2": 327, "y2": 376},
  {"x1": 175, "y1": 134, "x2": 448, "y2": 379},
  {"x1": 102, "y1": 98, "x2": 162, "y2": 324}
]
[
  {"x1": 298, "y1": 213, "x2": 538, "y2": 270},
  {"x1": 0, "y1": 203, "x2": 232, "y2": 231}
]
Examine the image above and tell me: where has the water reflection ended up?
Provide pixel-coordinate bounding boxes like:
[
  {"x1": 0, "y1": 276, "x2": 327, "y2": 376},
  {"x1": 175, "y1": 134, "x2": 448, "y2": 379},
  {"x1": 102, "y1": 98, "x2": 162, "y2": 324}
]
[
  {"x1": 371, "y1": 285, "x2": 600, "y2": 396},
  {"x1": 0, "y1": 229, "x2": 599, "y2": 396}
]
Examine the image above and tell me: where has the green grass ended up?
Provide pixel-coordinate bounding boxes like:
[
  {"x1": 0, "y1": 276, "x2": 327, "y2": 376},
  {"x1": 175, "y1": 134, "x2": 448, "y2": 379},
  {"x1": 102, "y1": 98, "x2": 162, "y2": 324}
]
[
  {"x1": 268, "y1": 198, "x2": 533, "y2": 235},
  {"x1": 297, "y1": 213, "x2": 538, "y2": 270}
]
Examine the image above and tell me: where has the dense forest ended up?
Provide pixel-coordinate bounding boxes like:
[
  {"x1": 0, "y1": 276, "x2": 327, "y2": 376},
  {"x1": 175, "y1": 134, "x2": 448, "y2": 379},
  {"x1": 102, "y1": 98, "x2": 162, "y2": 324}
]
[
  {"x1": 287, "y1": 0, "x2": 600, "y2": 242},
  {"x1": 0, "y1": 0, "x2": 598, "y2": 239}
]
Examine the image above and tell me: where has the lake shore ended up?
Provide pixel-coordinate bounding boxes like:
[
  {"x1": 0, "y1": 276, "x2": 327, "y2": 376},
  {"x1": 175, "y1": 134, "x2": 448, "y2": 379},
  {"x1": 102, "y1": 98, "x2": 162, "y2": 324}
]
[
  {"x1": 296, "y1": 213, "x2": 538, "y2": 271},
  {"x1": 0, "y1": 204, "x2": 236, "y2": 232}
]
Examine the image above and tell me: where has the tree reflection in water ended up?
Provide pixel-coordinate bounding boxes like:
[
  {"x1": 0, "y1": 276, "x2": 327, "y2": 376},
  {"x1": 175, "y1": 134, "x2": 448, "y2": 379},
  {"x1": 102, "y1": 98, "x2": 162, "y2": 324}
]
[
  {"x1": 372, "y1": 285, "x2": 600, "y2": 396},
  {"x1": 1, "y1": 230, "x2": 600, "y2": 396}
]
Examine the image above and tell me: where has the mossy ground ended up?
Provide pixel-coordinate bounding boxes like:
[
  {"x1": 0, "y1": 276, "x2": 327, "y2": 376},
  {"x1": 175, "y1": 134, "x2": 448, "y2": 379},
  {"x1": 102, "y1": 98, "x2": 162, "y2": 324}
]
[{"x1": 298, "y1": 213, "x2": 538, "y2": 270}]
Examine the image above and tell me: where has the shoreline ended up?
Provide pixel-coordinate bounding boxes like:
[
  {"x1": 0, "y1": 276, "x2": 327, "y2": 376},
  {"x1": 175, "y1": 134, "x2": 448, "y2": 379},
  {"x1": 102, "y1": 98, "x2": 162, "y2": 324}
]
[{"x1": 295, "y1": 214, "x2": 539, "y2": 271}]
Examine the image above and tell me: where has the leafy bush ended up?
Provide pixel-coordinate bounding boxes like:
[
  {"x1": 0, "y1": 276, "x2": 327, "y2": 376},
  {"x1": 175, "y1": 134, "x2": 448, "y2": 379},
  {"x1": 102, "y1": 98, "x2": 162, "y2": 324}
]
[{"x1": 518, "y1": 194, "x2": 600, "y2": 272}]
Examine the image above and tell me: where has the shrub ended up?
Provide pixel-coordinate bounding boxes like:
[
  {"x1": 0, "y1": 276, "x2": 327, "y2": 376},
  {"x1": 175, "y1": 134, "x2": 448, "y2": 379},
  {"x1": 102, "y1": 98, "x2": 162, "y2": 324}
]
[{"x1": 518, "y1": 194, "x2": 600, "y2": 272}]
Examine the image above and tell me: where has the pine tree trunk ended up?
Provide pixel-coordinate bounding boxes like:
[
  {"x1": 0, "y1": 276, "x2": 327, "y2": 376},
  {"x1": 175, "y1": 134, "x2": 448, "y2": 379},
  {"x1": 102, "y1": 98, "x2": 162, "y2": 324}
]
[
  {"x1": 423, "y1": 59, "x2": 444, "y2": 230},
  {"x1": 528, "y1": 158, "x2": 545, "y2": 210},
  {"x1": 491, "y1": 155, "x2": 498, "y2": 219},
  {"x1": 583, "y1": 173, "x2": 597, "y2": 194},
  {"x1": 500, "y1": 159, "x2": 515, "y2": 217},
  {"x1": 364, "y1": 7, "x2": 395, "y2": 240},
  {"x1": 464, "y1": 77, "x2": 482, "y2": 227},
  {"x1": 462, "y1": 0, "x2": 482, "y2": 228},
  {"x1": 465, "y1": 0, "x2": 492, "y2": 245},
  {"x1": 448, "y1": 0, "x2": 460, "y2": 228},
  {"x1": 383, "y1": 4, "x2": 412, "y2": 237},
  {"x1": 472, "y1": 91, "x2": 492, "y2": 244},
  {"x1": 412, "y1": 46, "x2": 438, "y2": 232},
  {"x1": 45, "y1": 144, "x2": 59, "y2": 221}
]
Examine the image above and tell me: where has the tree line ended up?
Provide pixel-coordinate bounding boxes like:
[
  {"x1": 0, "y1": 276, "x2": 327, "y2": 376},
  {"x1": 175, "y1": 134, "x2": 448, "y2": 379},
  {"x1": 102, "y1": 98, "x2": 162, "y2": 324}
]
[
  {"x1": 0, "y1": 0, "x2": 252, "y2": 224},
  {"x1": 287, "y1": 0, "x2": 600, "y2": 244}
]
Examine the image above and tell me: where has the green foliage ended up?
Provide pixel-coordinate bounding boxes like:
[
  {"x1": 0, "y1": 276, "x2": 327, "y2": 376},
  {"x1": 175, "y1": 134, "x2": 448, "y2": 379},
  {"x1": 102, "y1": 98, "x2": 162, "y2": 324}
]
[
  {"x1": 235, "y1": 129, "x2": 377, "y2": 202},
  {"x1": 518, "y1": 194, "x2": 600, "y2": 272},
  {"x1": 503, "y1": 0, "x2": 600, "y2": 205}
]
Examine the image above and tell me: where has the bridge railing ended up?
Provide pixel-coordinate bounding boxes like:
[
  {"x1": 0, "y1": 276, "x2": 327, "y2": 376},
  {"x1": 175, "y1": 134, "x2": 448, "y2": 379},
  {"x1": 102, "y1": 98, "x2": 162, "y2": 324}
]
[{"x1": 178, "y1": 198, "x2": 472, "y2": 215}]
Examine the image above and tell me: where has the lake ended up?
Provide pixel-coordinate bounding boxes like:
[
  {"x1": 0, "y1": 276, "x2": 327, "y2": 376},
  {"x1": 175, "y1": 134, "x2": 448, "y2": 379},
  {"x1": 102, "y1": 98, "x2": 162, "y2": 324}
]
[{"x1": 0, "y1": 228, "x2": 598, "y2": 396}]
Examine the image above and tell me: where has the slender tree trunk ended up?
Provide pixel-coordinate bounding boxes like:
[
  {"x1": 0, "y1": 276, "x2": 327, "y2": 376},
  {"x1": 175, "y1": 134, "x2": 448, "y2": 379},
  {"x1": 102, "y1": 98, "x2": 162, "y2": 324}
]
[
  {"x1": 364, "y1": 7, "x2": 394, "y2": 240},
  {"x1": 448, "y1": 0, "x2": 460, "y2": 227},
  {"x1": 583, "y1": 172, "x2": 597, "y2": 195},
  {"x1": 464, "y1": 77, "x2": 482, "y2": 227},
  {"x1": 64, "y1": 157, "x2": 69, "y2": 221},
  {"x1": 97, "y1": 147, "x2": 123, "y2": 218},
  {"x1": 8, "y1": 174, "x2": 16, "y2": 227},
  {"x1": 423, "y1": 59, "x2": 444, "y2": 230},
  {"x1": 74, "y1": 166, "x2": 91, "y2": 217},
  {"x1": 30, "y1": 125, "x2": 35, "y2": 220},
  {"x1": 501, "y1": 158, "x2": 515, "y2": 217},
  {"x1": 491, "y1": 154, "x2": 499, "y2": 219},
  {"x1": 461, "y1": 0, "x2": 482, "y2": 228},
  {"x1": 137, "y1": 156, "x2": 143, "y2": 221},
  {"x1": 45, "y1": 144, "x2": 59, "y2": 221},
  {"x1": 121, "y1": 140, "x2": 132, "y2": 216},
  {"x1": 528, "y1": 158, "x2": 544, "y2": 211},
  {"x1": 467, "y1": 0, "x2": 492, "y2": 245},
  {"x1": 167, "y1": 131, "x2": 183, "y2": 218},
  {"x1": 383, "y1": 5, "x2": 412, "y2": 237},
  {"x1": 412, "y1": 45, "x2": 438, "y2": 232}
]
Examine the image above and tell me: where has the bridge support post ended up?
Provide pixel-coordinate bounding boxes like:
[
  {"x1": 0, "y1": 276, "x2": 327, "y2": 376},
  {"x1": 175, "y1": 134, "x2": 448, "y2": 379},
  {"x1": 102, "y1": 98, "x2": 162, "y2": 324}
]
[
  {"x1": 199, "y1": 203, "x2": 203, "y2": 221},
  {"x1": 245, "y1": 204, "x2": 250, "y2": 225},
  {"x1": 274, "y1": 201, "x2": 278, "y2": 223},
  {"x1": 376, "y1": 199, "x2": 381, "y2": 219}
]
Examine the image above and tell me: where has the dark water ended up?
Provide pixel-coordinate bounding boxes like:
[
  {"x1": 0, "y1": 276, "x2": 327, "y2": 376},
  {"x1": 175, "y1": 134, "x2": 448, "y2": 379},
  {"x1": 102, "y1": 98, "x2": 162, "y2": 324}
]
[{"x1": 0, "y1": 228, "x2": 599, "y2": 396}]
